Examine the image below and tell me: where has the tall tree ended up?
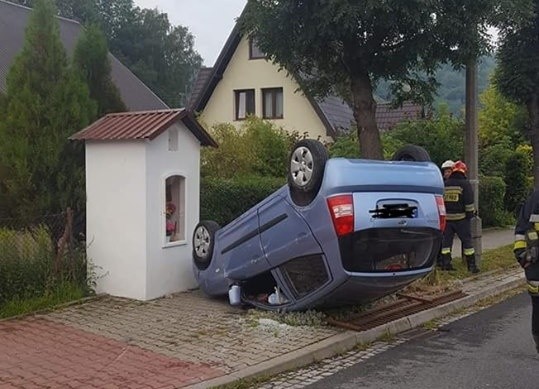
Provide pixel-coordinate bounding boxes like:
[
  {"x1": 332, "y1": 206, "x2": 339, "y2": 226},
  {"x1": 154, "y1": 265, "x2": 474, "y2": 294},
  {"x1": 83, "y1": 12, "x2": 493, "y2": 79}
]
[
  {"x1": 0, "y1": 0, "x2": 95, "y2": 219},
  {"x1": 496, "y1": 0, "x2": 539, "y2": 186},
  {"x1": 73, "y1": 25, "x2": 126, "y2": 116},
  {"x1": 241, "y1": 0, "x2": 495, "y2": 159},
  {"x1": 10, "y1": 0, "x2": 203, "y2": 108}
]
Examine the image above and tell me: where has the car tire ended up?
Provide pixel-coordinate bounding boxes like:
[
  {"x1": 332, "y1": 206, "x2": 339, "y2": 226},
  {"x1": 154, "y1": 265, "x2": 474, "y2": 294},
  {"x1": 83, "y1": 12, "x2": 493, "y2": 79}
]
[
  {"x1": 391, "y1": 144, "x2": 431, "y2": 162},
  {"x1": 192, "y1": 220, "x2": 220, "y2": 270},
  {"x1": 288, "y1": 139, "x2": 329, "y2": 206}
]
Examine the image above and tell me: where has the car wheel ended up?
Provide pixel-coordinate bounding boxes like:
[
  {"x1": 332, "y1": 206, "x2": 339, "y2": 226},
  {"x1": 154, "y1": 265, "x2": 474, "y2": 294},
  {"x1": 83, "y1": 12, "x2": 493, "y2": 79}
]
[
  {"x1": 288, "y1": 139, "x2": 329, "y2": 205},
  {"x1": 391, "y1": 144, "x2": 431, "y2": 162},
  {"x1": 192, "y1": 220, "x2": 220, "y2": 270}
]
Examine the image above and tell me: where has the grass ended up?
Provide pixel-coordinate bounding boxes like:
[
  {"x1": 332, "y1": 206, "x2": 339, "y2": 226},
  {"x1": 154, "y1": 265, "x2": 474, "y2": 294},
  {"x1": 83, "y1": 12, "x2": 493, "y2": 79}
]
[{"x1": 0, "y1": 282, "x2": 86, "y2": 319}]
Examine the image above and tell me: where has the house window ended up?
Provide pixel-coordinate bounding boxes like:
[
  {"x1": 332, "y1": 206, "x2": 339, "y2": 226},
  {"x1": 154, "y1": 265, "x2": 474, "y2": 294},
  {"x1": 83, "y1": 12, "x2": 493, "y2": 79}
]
[
  {"x1": 262, "y1": 88, "x2": 284, "y2": 119},
  {"x1": 165, "y1": 175, "x2": 185, "y2": 244},
  {"x1": 249, "y1": 38, "x2": 265, "y2": 59},
  {"x1": 168, "y1": 128, "x2": 178, "y2": 151},
  {"x1": 235, "y1": 89, "x2": 255, "y2": 120}
]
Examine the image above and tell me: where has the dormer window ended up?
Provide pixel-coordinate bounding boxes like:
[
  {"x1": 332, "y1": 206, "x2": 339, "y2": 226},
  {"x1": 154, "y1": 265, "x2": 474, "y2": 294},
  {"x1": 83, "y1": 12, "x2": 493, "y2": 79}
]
[{"x1": 249, "y1": 38, "x2": 265, "y2": 59}]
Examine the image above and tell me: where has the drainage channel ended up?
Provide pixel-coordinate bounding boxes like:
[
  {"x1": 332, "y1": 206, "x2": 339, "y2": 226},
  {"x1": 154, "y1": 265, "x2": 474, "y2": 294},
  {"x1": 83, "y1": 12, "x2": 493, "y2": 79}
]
[{"x1": 326, "y1": 290, "x2": 468, "y2": 331}]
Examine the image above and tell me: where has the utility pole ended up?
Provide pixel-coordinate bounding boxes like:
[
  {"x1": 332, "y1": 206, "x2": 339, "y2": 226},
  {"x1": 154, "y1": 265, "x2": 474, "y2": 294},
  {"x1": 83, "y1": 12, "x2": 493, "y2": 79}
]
[{"x1": 465, "y1": 58, "x2": 482, "y2": 266}]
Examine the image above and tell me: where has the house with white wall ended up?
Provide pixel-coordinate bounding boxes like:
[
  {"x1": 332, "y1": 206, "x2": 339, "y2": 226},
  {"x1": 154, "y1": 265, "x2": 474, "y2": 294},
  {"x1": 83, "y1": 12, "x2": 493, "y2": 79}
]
[
  {"x1": 70, "y1": 109, "x2": 217, "y2": 300},
  {"x1": 188, "y1": 20, "x2": 423, "y2": 141}
]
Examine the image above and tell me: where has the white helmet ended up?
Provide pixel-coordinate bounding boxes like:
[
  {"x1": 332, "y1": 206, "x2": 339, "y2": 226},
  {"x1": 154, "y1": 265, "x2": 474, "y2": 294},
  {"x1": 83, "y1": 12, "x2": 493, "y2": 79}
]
[{"x1": 441, "y1": 160, "x2": 455, "y2": 169}]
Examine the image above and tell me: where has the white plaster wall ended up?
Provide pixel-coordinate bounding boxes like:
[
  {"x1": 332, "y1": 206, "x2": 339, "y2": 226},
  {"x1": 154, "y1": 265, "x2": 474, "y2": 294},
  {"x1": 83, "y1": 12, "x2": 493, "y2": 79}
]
[
  {"x1": 86, "y1": 141, "x2": 148, "y2": 300},
  {"x1": 201, "y1": 36, "x2": 331, "y2": 142},
  {"x1": 145, "y1": 122, "x2": 200, "y2": 300}
]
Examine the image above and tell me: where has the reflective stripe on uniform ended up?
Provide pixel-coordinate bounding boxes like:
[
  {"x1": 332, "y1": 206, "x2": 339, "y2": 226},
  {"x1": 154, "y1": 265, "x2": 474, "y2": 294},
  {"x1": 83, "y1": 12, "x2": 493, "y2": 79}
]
[
  {"x1": 441, "y1": 248, "x2": 451, "y2": 254},
  {"x1": 446, "y1": 213, "x2": 466, "y2": 221},
  {"x1": 530, "y1": 214, "x2": 539, "y2": 222},
  {"x1": 535, "y1": 223, "x2": 539, "y2": 231},
  {"x1": 463, "y1": 248, "x2": 475, "y2": 256},
  {"x1": 527, "y1": 280, "x2": 539, "y2": 296},
  {"x1": 465, "y1": 204, "x2": 475, "y2": 212},
  {"x1": 514, "y1": 240, "x2": 527, "y2": 250}
]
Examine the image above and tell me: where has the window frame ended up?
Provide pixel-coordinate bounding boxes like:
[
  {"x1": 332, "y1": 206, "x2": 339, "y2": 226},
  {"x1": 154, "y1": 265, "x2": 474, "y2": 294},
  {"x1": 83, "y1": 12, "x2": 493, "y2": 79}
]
[
  {"x1": 164, "y1": 174, "x2": 186, "y2": 246},
  {"x1": 234, "y1": 89, "x2": 255, "y2": 121},
  {"x1": 262, "y1": 87, "x2": 284, "y2": 119},
  {"x1": 249, "y1": 38, "x2": 266, "y2": 60}
]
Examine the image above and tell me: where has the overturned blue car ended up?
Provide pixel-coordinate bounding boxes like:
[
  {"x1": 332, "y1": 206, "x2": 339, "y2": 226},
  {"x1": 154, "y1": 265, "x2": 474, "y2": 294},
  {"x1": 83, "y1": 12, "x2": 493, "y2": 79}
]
[{"x1": 192, "y1": 140, "x2": 446, "y2": 311}]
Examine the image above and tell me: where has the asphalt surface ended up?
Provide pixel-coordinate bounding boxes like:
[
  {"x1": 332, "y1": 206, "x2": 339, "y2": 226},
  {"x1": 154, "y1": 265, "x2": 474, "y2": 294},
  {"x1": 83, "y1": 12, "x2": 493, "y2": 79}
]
[{"x1": 307, "y1": 292, "x2": 538, "y2": 389}]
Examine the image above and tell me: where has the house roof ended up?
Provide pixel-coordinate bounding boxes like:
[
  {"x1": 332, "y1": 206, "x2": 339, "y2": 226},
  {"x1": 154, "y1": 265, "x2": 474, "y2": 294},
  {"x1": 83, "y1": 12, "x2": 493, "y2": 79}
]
[
  {"x1": 375, "y1": 101, "x2": 424, "y2": 132},
  {"x1": 0, "y1": 0, "x2": 168, "y2": 111},
  {"x1": 70, "y1": 109, "x2": 218, "y2": 147},
  {"x1": 188, "y1": 16, "x2": 423, "y2": 138},
  {"x1": 187, "y1": 67, "x2": 213, "y2": 110}
]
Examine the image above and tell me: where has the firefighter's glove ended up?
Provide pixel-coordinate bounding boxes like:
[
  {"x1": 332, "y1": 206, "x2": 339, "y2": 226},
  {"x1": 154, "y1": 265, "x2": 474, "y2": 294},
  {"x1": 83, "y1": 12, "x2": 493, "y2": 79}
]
[{"x1": 515, "y1": 248, "x2": 530, "y2": 268}]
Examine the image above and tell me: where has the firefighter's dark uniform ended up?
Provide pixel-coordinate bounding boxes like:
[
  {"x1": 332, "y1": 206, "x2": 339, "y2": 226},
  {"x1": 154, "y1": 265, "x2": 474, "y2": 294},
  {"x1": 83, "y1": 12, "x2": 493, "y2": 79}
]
[
  {"x1": 513, "y1": 189, "x2": 539, "y2": 353},
  {"x1": 441, "y1": 170, "x2": 478, "y2": 272}
]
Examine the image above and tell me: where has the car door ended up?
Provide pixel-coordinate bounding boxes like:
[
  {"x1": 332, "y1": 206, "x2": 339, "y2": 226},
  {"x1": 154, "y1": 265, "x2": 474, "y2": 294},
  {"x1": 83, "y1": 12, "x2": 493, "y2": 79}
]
[{"x1": 257, "y1": 194, "x2": 322, "y2": 268}]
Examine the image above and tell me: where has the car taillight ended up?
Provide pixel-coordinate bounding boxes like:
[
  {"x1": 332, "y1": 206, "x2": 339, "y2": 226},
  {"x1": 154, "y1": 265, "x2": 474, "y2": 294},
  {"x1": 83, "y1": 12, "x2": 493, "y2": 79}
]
[
  {"x1": 327, "y1": 194, "x2": 354, "y2": 237},
  {"x1": 435, "y1": 195, "x2": 446, "y2": 231}
]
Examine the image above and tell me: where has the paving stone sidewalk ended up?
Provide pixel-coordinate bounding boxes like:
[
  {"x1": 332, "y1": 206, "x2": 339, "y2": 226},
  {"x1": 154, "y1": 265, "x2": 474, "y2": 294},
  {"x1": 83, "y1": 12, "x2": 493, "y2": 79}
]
[{"x1": 0, "y1": 227, "x2": 517, "y2": 389}]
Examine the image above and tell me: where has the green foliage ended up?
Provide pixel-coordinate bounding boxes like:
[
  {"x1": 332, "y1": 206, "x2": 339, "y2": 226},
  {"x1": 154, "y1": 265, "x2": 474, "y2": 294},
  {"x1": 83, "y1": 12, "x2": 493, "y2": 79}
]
[
  {"x1": 328, "y1": 131, "x2": 360, "y2": 159},
  {"x1": 10, "y1": 0, "x2": 203, "y2": 108},
  {"x1": 479, "y1": 176, "x2": 512, "y2": 227},
  {"x1": 0, "y1": 282, "x2": 85, "y2": 319},
  {"x1": 0, "y1": 225, "x2": 90, "y2": 311},
  {"x1": 504, "y1": 150, "x2": 533, "y2": 216},
  {"x1": 73, "y1": 24, "x2": 126, "y2": 115},
  {"x1": 495, "y1": 0, "x2": 539, "y2": 186},
  {"x1": 381, "y1": 108, "x2": 465, "y2": 166},
  {"x1": 479, "y1": 141, "x2": 514, "y2": 177},
  {"x1": 479, "y1": 84, "x2": 527, "y2": 148},
  {"x1": 202, "y1": 117, "x2": 298, "y2": 179},
  {"x1": 0, "y1": 0, "x2": 96, "y2": 219},
  {"x1": 200, "y1": 176, "x2": 285, "y2": 226}
]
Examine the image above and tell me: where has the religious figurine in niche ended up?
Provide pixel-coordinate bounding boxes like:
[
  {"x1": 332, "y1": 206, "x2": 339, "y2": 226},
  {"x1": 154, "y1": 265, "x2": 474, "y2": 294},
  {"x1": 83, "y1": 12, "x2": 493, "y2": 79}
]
[{"x1": 165, "y1": 202, "x2": 176, "y2": 242}]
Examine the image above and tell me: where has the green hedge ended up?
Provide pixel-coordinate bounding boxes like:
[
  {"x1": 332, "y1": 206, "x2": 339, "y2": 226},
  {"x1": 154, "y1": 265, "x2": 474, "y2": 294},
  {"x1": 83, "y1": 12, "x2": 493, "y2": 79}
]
[
  {"x1": 200, "y1": 176, "x2": 286, "y2": 226},
  {"x1": 479, "y1": 175, "x2": 512, "y2": 227}
]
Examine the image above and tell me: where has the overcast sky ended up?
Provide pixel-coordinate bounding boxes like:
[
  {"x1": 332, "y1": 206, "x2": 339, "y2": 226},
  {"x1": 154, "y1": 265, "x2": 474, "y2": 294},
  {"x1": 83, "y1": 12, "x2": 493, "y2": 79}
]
[{"x1": 133, "y1": 0, "x2": 247, "y2": 66}]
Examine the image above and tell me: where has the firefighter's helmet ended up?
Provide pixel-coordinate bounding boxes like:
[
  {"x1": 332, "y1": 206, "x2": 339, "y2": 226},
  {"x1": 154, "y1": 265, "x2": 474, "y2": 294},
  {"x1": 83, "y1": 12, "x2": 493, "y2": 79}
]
[
  {"x1": 441, "y1": 160, "x2": 455, "y2": 170},
  {"x1": 453, "y1": 160, "x2": 468, "y2": 175}
]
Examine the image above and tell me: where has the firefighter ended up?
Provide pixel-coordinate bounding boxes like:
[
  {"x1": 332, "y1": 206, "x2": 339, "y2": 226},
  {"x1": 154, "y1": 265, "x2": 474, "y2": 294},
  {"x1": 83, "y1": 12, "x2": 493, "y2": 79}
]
[
  {"x1": 513, "y1": 189, "x2": 539, "y2": 353},
  {"x1": 440, "y1": 160, "x2": 479, "y2": 273},
  {"x1": 441, "y1": 160, "x2": 455, "y2": 181}
]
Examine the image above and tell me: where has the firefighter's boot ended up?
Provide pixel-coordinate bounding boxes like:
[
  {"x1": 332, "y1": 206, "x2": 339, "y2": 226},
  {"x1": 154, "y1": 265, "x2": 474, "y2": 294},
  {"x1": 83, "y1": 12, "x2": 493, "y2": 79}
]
[
  {"x1": 466, "y1": 254, "x2": 479, "y2": 274},
  {"x1": 533, "y1": 334, "x2": 539, "y2": 353},
  {"x1": 441, "y1": 253, "x2": 455, "y2": 271}
]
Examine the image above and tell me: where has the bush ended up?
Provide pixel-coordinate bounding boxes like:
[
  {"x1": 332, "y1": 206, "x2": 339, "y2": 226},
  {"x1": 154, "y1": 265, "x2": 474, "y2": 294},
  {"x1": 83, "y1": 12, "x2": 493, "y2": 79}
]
[
  {"x1": 200, "y1": 175, "x2": 286, "y2": 226},
  {"x1": 202, "y1": 117, "x2": 299, "y2": 179},
  {"x1": 381, "y1": 107, "x2": 465, "y2": 167},
  {"x1": 479, "y1": 176, "x2": 513, "y2": 227},
  {"x1": 504, "y1": 150, "x2": 533, "y2": 216}
]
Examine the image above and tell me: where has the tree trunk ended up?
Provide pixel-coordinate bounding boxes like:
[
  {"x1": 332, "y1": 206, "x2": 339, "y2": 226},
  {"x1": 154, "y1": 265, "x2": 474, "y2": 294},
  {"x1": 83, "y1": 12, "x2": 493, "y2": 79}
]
[
  {"x1": 350, "y1": 73, "x2": 383, "y2": 160},
  {"x1": 529, "y1": 95, "x2": 539, "y2": 188}
]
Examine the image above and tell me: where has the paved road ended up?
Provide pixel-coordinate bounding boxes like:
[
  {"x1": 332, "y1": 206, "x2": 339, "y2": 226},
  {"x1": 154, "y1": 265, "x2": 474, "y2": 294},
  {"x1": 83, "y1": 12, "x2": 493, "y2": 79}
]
[{"x1": 307, "y1": 292, "x2": 538, "y2": 389}]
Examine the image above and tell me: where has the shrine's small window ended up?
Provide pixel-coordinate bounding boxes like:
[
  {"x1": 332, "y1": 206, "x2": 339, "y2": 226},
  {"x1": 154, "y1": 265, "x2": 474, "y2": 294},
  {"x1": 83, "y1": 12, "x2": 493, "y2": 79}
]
[{"x1": 165, "y1": 175, "x2": 185, "y2": 244}]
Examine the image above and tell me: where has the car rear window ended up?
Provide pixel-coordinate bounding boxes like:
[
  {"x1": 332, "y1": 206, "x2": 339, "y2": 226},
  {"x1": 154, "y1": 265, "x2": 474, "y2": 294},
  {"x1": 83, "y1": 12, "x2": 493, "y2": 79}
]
[{"x1": 339, "y1": 227, "x2": 441, "y2": 272}]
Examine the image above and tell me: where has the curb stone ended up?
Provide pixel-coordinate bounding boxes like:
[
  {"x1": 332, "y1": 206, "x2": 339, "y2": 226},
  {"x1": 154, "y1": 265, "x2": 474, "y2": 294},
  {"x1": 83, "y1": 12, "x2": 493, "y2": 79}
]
[{"x1": 192, "y1": 271, "x2": 525, "y2": 389}]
